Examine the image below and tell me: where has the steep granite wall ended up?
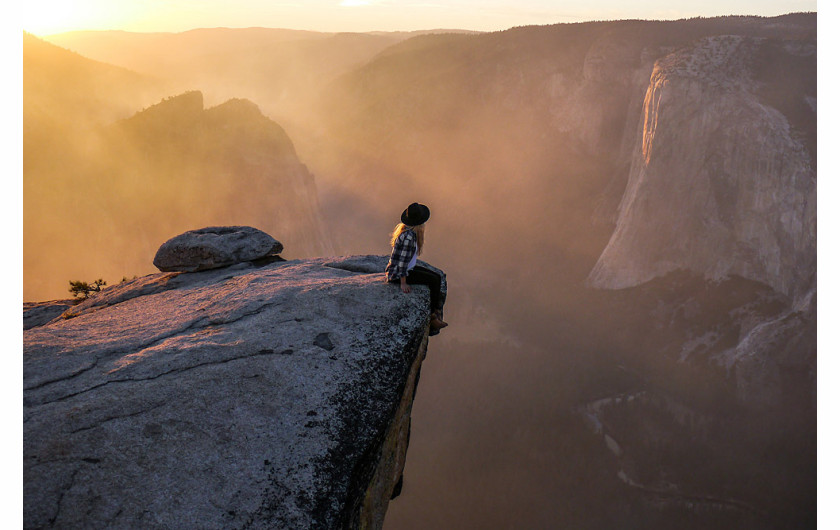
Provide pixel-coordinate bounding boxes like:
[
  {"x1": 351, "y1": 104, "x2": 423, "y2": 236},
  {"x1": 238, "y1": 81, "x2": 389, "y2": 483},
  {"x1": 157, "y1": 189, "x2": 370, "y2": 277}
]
[
  {"x1": 24, "y1": 255, "x2": 444, "y2": 529},
  {"x1": 588, "y1": 35, "x2": 816, "y2": 300}
]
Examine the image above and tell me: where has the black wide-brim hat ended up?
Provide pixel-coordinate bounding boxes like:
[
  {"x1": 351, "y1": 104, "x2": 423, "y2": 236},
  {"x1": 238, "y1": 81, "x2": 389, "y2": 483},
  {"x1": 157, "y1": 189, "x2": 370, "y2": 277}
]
[{"x1": 401, "y1": 202, "x2": 430, "y2": 226}]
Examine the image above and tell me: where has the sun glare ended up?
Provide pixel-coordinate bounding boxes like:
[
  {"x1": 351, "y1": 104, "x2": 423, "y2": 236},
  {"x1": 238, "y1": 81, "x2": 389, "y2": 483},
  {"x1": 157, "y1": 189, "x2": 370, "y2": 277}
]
[{"x1": 21, "y1": 0, "x2": 93, "y2": 35}]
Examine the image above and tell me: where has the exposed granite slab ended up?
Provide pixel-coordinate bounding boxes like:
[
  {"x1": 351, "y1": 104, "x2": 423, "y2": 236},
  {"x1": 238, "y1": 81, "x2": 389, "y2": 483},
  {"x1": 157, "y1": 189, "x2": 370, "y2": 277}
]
[{"x1": 24, "y1": 255, "x2": 442, "y2": 529}]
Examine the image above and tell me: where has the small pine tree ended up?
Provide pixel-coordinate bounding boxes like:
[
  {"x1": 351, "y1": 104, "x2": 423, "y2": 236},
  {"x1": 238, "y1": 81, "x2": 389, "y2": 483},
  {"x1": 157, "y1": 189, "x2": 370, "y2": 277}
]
[{"x1": 68, "y1": 278, "x2": 107, "y2": 299}]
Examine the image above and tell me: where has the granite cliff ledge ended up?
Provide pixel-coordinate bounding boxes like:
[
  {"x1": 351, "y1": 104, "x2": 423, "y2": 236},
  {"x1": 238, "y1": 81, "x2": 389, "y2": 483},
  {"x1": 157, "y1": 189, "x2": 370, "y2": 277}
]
[{"x1": 24, "y1": 254, "x2": 446, "y2": 529}]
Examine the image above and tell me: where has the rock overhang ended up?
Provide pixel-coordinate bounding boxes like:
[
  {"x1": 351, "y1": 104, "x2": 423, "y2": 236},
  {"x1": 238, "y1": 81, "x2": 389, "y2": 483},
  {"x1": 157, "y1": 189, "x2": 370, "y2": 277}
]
[{"x1": 24, "y1": 255, "x2": 444, "y2": 529}]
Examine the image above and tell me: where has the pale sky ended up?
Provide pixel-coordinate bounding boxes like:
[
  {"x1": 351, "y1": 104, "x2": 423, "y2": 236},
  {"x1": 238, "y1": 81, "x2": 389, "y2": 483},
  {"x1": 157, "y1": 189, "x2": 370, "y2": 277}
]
[{"x1": 20, "y1": 0, "x2": 816, "y2": 36}]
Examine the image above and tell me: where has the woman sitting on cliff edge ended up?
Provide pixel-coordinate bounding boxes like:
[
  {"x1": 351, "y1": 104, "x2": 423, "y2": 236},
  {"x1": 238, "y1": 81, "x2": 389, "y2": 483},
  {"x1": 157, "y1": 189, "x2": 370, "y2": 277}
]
[{"x1": 386, "y1": 202, "x2": 448, "y2": 333}]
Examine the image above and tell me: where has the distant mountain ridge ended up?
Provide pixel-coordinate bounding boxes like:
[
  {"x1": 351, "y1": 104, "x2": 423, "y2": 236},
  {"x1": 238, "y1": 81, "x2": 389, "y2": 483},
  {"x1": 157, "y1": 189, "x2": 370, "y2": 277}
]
[
  {"x1": 23, "y1": 31, "x2": 165, "y2": 155},
  {"x1": 43, "y1": 27, "x2": 472, "y2": 131},
  {"x1": 23, "y1": 31, "x2": 163, "y2": 119}
]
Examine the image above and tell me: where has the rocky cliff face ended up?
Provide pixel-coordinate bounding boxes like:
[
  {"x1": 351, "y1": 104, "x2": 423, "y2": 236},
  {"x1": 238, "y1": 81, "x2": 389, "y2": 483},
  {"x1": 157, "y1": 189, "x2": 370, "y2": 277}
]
[
  {"x1": 581, "y1": 31, "x2": 816, "y2": 419},
  {"x1": 24, "y1": 79, "x2": 334, "y2": 301},
  {"x1": 587, "y1": 35, "x2": 816, "y2": 301},
  {"x1": 24, "y1": 254, "x2": 445, "y2": 529},
  {"x1": 111, "y1": 91, "x2": 335, "y2": 261}
]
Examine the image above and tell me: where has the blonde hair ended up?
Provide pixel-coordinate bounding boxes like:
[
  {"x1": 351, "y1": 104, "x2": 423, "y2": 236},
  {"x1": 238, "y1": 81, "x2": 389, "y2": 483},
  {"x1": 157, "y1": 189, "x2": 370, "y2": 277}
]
[{"x1": 390, "y1": 223, "x2": 425, "y2": 254}]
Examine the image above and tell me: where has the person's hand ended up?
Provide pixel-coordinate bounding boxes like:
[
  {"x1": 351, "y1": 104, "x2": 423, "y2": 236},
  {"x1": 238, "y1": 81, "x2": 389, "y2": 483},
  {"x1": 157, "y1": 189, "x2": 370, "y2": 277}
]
[{"x1": 400, "y1": 277, "x2": 411, "y2": 293}]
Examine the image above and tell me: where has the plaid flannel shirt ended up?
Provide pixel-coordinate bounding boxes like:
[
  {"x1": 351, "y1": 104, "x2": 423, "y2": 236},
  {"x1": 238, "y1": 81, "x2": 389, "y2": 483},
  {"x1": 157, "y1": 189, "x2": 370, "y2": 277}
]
[{"x1": 385, "y1": 229, "x2": 417, "y2": 281}]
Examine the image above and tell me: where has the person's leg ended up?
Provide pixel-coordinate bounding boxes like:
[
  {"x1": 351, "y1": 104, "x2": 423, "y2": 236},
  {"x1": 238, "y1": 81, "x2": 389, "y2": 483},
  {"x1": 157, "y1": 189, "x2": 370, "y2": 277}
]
[
  {"x1": 405, "y1": 266, "x2": 441, "y2": 310},
  {"x1": 394, "y1": 267, "x2": 447, "y2": 333}
]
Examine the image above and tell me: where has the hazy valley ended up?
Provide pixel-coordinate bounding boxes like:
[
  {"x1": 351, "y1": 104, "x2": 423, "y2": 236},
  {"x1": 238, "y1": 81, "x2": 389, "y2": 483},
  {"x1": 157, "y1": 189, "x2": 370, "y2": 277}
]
[{"x1": 26, "y1": 13, "x2": 816, "y2": 528}]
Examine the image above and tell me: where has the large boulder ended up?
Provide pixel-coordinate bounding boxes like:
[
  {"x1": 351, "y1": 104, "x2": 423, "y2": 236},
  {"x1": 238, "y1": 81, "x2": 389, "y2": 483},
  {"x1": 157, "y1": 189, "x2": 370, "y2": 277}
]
[
  {"x1": 153, "y1": 226, "x2": 284, "y2": 272},
  {"x1": 24, "y1": 255, "x2": 445, "y2": 529}
]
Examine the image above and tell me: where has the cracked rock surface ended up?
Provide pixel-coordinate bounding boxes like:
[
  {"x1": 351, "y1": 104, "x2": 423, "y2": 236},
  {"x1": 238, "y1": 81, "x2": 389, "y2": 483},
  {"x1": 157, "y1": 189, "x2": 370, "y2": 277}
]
[{"x1": 24, "y1": 255, "x2": 444, "y2": 529}]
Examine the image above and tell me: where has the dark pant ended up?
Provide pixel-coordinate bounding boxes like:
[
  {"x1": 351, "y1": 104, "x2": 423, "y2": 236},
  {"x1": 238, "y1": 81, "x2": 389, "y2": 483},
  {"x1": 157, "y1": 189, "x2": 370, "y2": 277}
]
[{"x1": 393, "y1": 265, "x2": 442, "y2": 313}]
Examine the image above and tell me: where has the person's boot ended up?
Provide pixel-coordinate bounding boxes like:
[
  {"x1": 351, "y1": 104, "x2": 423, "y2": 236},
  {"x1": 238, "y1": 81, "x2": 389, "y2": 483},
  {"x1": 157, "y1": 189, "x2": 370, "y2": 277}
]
[{"x1": 430, "y1": 312, "x2": 448, "y2": 331}]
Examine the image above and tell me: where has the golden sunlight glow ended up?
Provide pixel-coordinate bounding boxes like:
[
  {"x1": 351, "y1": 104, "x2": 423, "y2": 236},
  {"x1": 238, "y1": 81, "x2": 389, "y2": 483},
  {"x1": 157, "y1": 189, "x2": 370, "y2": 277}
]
[{"x1": 20, "y1": 0, "x2": 110, "y2": 35}]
